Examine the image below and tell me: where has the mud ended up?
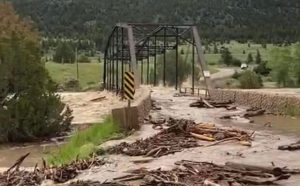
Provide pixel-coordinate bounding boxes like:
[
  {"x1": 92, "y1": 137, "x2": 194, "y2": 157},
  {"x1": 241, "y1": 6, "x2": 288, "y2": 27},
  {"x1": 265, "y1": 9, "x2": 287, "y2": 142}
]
[{"x1": 72, "y1": 88, "x2": 300, "y2": 186}]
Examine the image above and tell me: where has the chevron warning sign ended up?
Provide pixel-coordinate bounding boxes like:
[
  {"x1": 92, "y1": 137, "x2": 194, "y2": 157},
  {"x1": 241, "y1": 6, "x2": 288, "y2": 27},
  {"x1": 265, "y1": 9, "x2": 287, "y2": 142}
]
[{"x1": 124, "y1": 71, "x2": 135, "y2": 100}]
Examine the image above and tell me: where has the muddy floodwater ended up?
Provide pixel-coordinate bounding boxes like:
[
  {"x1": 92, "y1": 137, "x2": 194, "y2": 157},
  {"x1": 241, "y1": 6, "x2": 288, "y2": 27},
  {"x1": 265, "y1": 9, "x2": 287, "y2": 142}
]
[
  {"x1": 0, "y1": 142, "x2": 56, "y2": 168},
  {"x1": 0, "y1": 114, "x2": 299, "y2": 169},
  {"x1": 252, "y1": 115, "x2": 300, "y2": 135}
]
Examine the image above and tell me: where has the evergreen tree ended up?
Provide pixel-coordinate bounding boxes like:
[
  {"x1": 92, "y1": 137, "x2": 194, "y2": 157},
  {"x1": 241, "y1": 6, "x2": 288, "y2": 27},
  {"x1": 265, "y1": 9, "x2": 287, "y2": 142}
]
[
  {"x1": 220, "y1": 48, "x2": 233, "y2": 66},
  {"x1": 53, "y1": 42, "x2": 75, "y2": 63},
  {"x1": 247, "y1": 53, "x2": 253, "y2": 64},
  {"x1": 255, "y1": 50, "x2": 262, "y2": 64},
  {"x1": 213, "y1": 44, "x2": 218, "y2": 54},
  {"x1": 0, "y1": 3, "x2": 72, "y2": 143}
]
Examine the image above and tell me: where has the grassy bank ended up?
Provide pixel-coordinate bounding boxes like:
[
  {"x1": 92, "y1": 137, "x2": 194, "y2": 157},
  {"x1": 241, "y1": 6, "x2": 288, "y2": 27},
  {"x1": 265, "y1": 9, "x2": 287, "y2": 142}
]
[
  {"x1": 45, "y1": 62, "x2": 102, "y2": 89},
  {"x1": 47, "y1": 117, "x2": 120, "y2": 165}
]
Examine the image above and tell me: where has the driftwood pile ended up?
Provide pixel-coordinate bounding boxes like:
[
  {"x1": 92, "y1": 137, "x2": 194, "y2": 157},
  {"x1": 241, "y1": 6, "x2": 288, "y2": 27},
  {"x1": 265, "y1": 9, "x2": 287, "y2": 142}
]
[
  {"x1": 114, "y1": 160, "x2": 300, "y2": 186},
  {"x1": 43, "y1": 155, "x2": 105, "y2": 183},
  {"x1": 107, "y1": 119, "x2": 200, "y2": 157},
  {"x1": 108, "y1": 118, "x2": 253, "y2": 158},
  {"x1": 0, "y1": 153, "x2": 105, "y2": 186},
  {"x1": 0, "y1": 169, "x2": 42, "y2": 186},
  {"x1": 190, "y1": 99, "x2": 235, "y2": 110}
]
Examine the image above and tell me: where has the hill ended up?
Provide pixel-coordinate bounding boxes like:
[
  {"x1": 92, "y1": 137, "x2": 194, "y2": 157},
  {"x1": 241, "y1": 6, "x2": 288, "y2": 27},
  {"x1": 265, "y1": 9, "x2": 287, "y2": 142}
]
[{"x1": 11, "y1": 0, "x2": 300, "y2": 49}]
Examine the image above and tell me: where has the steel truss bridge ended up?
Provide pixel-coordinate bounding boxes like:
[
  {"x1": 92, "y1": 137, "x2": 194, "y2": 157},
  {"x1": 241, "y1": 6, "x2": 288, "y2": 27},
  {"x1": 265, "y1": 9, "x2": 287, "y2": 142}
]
[{"x1": 103, "y1": 23, "x2": 211, "y2": 96}]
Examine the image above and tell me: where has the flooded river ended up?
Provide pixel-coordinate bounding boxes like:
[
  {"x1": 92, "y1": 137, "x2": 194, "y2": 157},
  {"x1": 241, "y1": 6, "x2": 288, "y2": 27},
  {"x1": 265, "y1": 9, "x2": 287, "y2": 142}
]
[
  {"x1": 252, "y1": 115, "x2": 300, "y2": 135},
  {"x1": 0, "y1": 114, "x2": 299, "y2": 169},
  {"x1": 0, "y1": 142, "x2": 56, "y2": 168}
]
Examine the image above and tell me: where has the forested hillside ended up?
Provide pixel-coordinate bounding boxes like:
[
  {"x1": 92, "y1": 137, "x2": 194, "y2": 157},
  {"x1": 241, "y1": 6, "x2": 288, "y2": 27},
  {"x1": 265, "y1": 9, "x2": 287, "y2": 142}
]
[{"x1": 12, "y1": 0, "x2": 300, "y2": 49}]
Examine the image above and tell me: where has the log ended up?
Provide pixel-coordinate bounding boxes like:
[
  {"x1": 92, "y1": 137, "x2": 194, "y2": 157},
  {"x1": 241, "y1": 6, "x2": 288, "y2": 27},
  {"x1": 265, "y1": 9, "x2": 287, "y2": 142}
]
[
  {"x1": 190, "y1": 101, "x2": 205, "y2": 108},
  {"x1": 243, "y1": 109, "x2": 265, "y2": 118},
  {"x1": 204, "y1": 179, "x2": 220, "y2": 186},
  {"x1": 240, "y1": 141, "x2": 252, "y2": 147},
  {"x1": 6, "y1": 153, "x2": 30, "y2": 173},
  {"x1": 190, "y1": 133, "x2": 215, "y2": 141},
  {"x1": 225, "y1": 162, "x2": 284, "y2": 176},
  {"x1": 90, "y1": 96, "x2": 106, "y2": 102},
  {"x1": 206, "y1": 137, "x2": 240, "y2": 147},
  {"x1": 278, "y1": 142, "x2": 300, "y2": 151},
  {"x1": 240, "y1": 174, "x2": 290, "y2": 185},
  {"x1": 203, "y1": 99, "x2": 215, "y2": 108},
  {"x1": 197, "y1": 123, "x2": 215, "y2": 129}
]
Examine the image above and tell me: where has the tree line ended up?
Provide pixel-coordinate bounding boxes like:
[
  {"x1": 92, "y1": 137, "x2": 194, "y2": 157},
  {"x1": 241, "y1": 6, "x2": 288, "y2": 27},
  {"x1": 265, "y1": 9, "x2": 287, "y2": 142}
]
[{"x1": 11, "y1": 0, "x2": 300, "y2": 50}]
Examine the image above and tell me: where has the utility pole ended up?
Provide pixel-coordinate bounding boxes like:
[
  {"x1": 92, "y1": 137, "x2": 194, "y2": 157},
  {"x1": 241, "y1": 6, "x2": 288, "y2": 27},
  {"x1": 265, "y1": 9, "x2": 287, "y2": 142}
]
[{"x1": 75, "y1": 47, "x2": 79, "y2": 80}]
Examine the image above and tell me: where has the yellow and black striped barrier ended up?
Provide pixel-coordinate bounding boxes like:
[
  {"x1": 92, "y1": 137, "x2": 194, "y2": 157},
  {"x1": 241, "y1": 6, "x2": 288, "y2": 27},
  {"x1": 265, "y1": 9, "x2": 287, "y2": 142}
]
[{"x1": 124, "y1": 71, "x2": 135, "y2": 100}]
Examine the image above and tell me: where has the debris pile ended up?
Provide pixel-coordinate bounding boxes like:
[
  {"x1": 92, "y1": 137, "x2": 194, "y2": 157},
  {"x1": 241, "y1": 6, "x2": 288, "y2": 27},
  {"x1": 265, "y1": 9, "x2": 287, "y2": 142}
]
[
  {"x1": 108, "y1": 118, "x2": 253, "y2": 158},
  {"x1": 151, "y1": 100, "x2": 162, "y2": 110},
  {"x1": 0, "y1": 154, "x2": 105, "y2": 185},
  {"x1": 114, "y1": 160, "x2": 300, "y2": 185},
  {"x1": 220, "y1": 107, "x2": 266, "y2": 120},
  {"x1": 190, "y1": 99, "x2": 234, "y2": 110},
  {"x1": 0, "y1": 170, "x2": 42, "y2": 186},
  {"x1": 189, "y1": 123, "x2": 253, "y2": 146},
  {"x1": 107, "y1": 119, "x2": 200, "y2": 157},
  {"x1": 43, "y1": 155, "x2": 105, "y2": 183},
  {"x1": 278, "y1": 140, "x2": 300, "y2": 151}
]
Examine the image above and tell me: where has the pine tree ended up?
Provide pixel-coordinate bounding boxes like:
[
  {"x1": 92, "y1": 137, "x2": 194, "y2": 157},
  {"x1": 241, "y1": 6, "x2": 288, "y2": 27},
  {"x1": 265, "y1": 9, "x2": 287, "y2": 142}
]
[
  {"x1": 220, "y1": 48, "x2": 233, "y2": 66},
  {"x1": 0, "y1": 3, "x2": 72, "y2": 142},
  {"x1": 247, "y1": 53, "x2": 253, "y2": 64},
  {"x1": 53, "y1": 42, "x2": 75, "y2": 63},
  {"x1": 255, "y1": 50, "x2": 262, "y2": 64},
  {"x1": 213, "y1": 44, "x2": 218, "y2": 54}
]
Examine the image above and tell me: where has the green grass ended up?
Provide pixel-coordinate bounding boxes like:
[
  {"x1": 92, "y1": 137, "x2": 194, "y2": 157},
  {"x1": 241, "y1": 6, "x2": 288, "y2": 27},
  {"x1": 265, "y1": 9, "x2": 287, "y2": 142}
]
[
  {"x1": 47, "y1": 116, "x2": 120, "y2": 165},
  {"x1": 180, "y1": 41, "x2": 283, "y2": 66},
  {"x1": 45, "y1": 62, "x2": 102, "y2": 89},
  {"x1": 44, "y1": 42, "x2": 295, "y2": 89}
]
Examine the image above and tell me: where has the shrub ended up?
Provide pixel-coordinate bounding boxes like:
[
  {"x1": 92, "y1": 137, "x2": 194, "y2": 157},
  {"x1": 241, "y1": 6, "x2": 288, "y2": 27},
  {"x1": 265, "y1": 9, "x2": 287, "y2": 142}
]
[
  {"x1": 254, "y1": 61, "x2": 271, "y2": 76},
  {"x1": 0, "y1": 3, "x2": 72, "y2": 142},
  {"x1": 180, "y1": 48, "x2": 184, "y2": 55},
  {"x1": 78, "y1": 55, "x2": 91, "y2": 63},
  {"x1": 232, "y1": 70, "x2": 241, "y2": 79},
  {"x1": 232, "y1": 58, "x2": 242, "y2": 67},
  {"x1": 238, "y1": 70, "x2": 263, "y2": 89},
  {"x1": 63, "y1": 77, "x2": 81, "y2": 91}
]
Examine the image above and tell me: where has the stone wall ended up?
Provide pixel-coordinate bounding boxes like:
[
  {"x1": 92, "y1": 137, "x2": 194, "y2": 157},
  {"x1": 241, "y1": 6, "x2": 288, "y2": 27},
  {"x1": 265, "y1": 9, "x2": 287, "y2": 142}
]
[
  {"x1": 210, "y1": 89, "x2": 300, "y2": 115},
  {"x1": 112, "y1": 87, "x2": 151, "y2": 131}
]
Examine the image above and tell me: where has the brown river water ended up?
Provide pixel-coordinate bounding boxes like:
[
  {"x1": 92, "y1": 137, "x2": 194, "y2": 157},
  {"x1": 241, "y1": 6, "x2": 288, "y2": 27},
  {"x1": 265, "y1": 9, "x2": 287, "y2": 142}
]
[
  {"x1": 252, "y1": 115, "x2": 300, "y2": 135},
  {"x1": 0, "y1": 115, "x2": 299, "y2": 169}
]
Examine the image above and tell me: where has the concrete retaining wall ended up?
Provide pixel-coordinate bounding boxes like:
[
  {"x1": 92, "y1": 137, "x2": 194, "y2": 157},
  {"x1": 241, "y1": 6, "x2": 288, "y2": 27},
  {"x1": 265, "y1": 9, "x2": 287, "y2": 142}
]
[
  {"x1": 210, "y1": 89, "x2": 300, "y2": 114},
  {"x1": 112, "y1": 87, "x2": 151, "y2": 131}
]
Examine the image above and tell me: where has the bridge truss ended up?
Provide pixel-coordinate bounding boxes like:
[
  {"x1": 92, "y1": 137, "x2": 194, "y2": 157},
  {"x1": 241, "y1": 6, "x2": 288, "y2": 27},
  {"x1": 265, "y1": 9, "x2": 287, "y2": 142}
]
[{"x1": 103, "y1": 23, "x2": 211, "y2": 96}]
